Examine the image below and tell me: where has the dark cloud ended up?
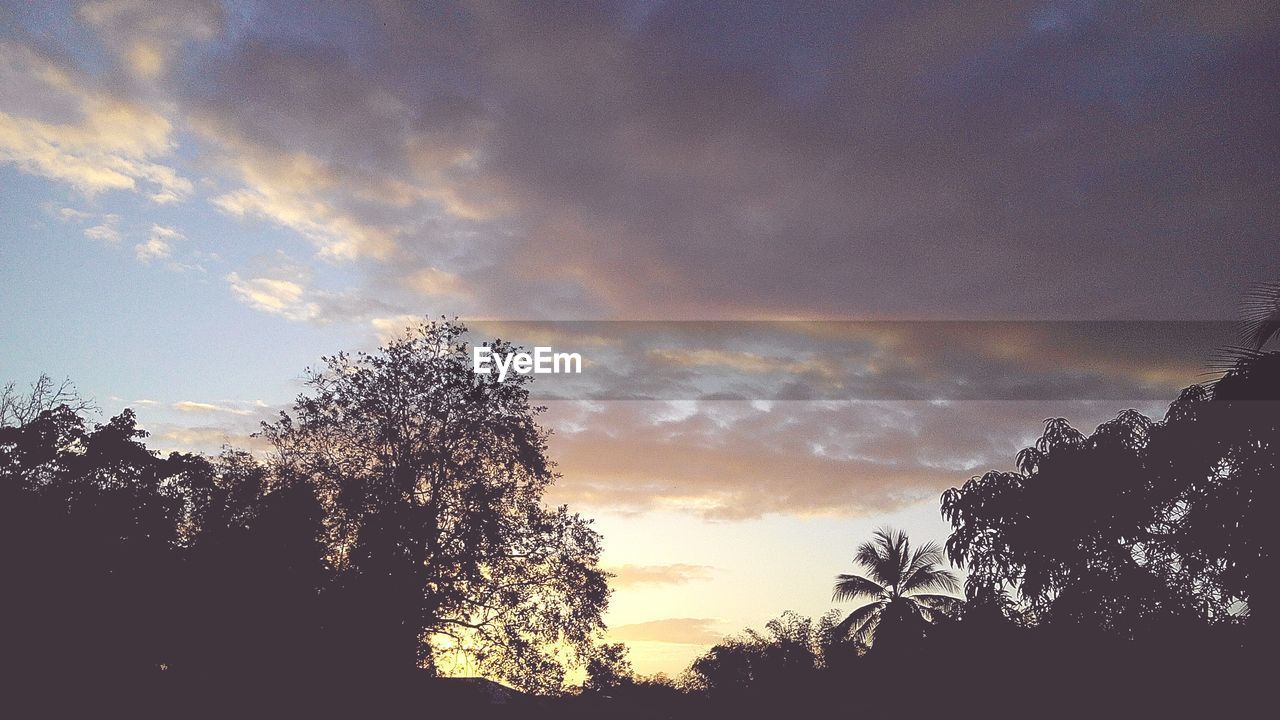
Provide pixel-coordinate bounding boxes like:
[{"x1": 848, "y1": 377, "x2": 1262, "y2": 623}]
[
  {"x1": 432, "y1": 0, "x2": 1280, "y2": 319},
  {"x1": 51, "y1": 0, "x2": 1274, "y2": 321}
]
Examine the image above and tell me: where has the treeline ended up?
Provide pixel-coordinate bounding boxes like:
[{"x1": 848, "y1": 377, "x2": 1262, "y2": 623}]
[
  {"x1": 1, "y1": 408, "x2": 332, "y2": 716},
  {"x1": 2, "y1": 302, "x2": 1277, "y2": 718},
  {"x1": 587, "y1": 317, "x2": 1277, "y2": 719}
]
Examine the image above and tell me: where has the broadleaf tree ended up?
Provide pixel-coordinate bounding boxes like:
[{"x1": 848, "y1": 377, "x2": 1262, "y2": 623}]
[{"x1": 259, "y1": 319, "x2": 609, "y2": 692}]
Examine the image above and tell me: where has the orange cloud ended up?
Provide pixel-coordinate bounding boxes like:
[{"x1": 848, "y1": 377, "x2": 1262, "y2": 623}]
[
  {"x1": 607, "y1": 618, "x2": 725, "y2": 645},
  {"x1": 608, "y1": 563, "x2": 715, "y2": 588}
]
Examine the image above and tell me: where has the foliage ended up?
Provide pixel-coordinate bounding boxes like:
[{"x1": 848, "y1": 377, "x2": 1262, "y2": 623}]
[
  {"x1": 0, "y1": 400, "x2": 330, "y2": 713},
  {"x1": 831, "y1": 528, "x2": 961, "y2": 649},
  {"x1": 686, "y1": 610, "x2": 846, "y2": 697},
  {"x1": 583, "y1": 642, "x2": 635, "y2": 693},
  {"x1": 259, "y1": 319, "x2": 610, "y2": 692},
  {"x1": 1, "y1": 318, "x2": 610, "y2": 711},
  {"x1": 943, "y1": 354, "x2": 1277, "y2": 639}
]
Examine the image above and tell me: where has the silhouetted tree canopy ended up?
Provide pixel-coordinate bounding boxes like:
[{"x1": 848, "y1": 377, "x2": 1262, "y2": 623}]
[
  {"x1": 831, "y1": 528, "x2": 961, "y2": 651},
  {"x1": 582, "y1": 642, "x2": 635, "y2": 694},
  {"x1": 688, "y1": 611, "x2": 847, "y2": 698},
  {"x1": 259, "y1": 319, "x2": 609, "y2": 692},
  {"x1": 1, "y1": 321, "x2": 611, "y2": 715},
  {"x1": 943, "y1": 350, "x2": 1277, "y2": 645},
  {"x1": 1, "y1": 405, "x2": 185, "y2": 692}
]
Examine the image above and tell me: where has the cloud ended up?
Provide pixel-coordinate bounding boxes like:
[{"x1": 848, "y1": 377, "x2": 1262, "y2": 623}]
[
  {"x1": 226, "y1": 270, "x2": 314, "y2": 320},
  {"x1": 172, "y1": 400, "x2": 254, "y2": 416},
  {"x1": 48, "y1": 204, "x2": 92, "y2": 222},
  {"x1": 543, "y1": 398, "x2": 1166, "y2": 519},
  {"x1": 134, "y1": 224, "x2": 183, "y2": 263},
  {"x1": 225, "y1": 252, "x2": 398, "y2": 323},
  {"x1": 209, "y1": 177, "x2": 398, "y2": 261},
  {"x1": 189, "y1": 3, "x2": 1279, "y2": 320},
  {"x1": 5, "y1": 3, "x2": 1279, "y2": 322},
  {"x1": 608, "y1": 618, "x2": 725, "y2": 645},
  {"x1": 405, "y1": 266, "x2": 471, "y2": 300},
  {"x1": 83, "y1": 218, "x2": 122, "y2": 244},
  {"x1": 151, "y1": 425, "x2": 271, "y2": 455},
  {"x1": 184, "y1": 40, "x2": 476, "y2": 262},
  {"x1": 0, "y1": 42, "x2": 192, "y2": 202},
  {"x1": 608, "y1": 563, "x2": 715, "y2": 588},
  {"x1": 77, "y1": 0, "x2": 223, "y2": 80}
]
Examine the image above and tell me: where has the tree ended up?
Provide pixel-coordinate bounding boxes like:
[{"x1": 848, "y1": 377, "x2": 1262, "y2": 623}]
[
  {"x1": 831, "y1": 528, "x2": 960, "y2": 650},
  {"x1": 174, "y1": 449, "x2": 331, "y2": 701},
  {"x1": 687, "y1": 611, "x2": 827, "y2": 699},
  {"x1": 942, "y1": 411, "x2": 1221, "y2": 636},
  {"x1": 259, "y1": 319, "x2": 609, "y2": 692},
  {"x1": 941, "y1": 283, "x2": 1278, "y2": 646},
  {"x1": 0, "y1": 390, "x2": 342, "y2": 715},
  {"x1": 583, "y1": 642, "x2": 635, "y2": 694},
  {"x1": 0, "y1": 403, "x2": 190, "y2": 711},
  {"x1": 0, "y1": 374, "x2": 92, "y2": 426}
]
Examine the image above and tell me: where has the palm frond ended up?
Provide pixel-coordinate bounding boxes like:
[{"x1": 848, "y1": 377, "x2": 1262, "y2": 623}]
[
  {"x1": 860, "y1": 527, "x2": 910, "y2": 589},
  {"x1": 903, "y1": 540, "x2": 946, "y2": 586},
  {"x1": 854, "y1": 539, "x2": 888, "y2": 584},
  {"x1": 833, "y1": 573, "x2": 886, "y2": 603},
  {"x1": 834, "y1": 600, "x2": 884, "y2": 642},
  {"x1": 901, "y1": 565, "x2": 962, "y2": 595},
  {"x1": 1241, "y1": 281, "x2": 1280, "y2": 350},
  {"x1": 910, "y1": 593, "x2": 964, "y2": 619}
]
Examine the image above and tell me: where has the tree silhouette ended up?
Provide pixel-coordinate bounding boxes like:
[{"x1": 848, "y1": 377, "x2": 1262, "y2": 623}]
[
  {"x1": 259, "y1": 319, "x2": 609, "y2": 692},
  {"x1": 943, "y1": 409, "x2": 1243, "y2": 638},
  {"x1": 687, "y1": 611, "x2": 840, "y2": 705},
  {"x1": 583, "y1": 642, "x2": 635, "y2": 694},
  {"x1": 0, "y1": 374, "x2": 92, "y2": 426},
  {"x1": 173, "y1": 449, "x2": 331, "y2": 706},
  {"x1": 0, "y1": 404, "x2": 196, "y2": 713},
  {"x1": 831, "y1": 528, "x2": 960, "y2": 650},
  {"x1": 943, "y1": 284, "x2": 1279, "y2": 648}
]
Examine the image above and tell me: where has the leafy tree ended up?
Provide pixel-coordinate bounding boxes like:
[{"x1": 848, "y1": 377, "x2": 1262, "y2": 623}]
[
  {"x1": 259, "y1": 319, "x2": 609, "y2": 692},
  {"x1": 583, "y1": 642, "x2": 635, "y2": 693},
  {"x1": 0, "y1": 403, "x2": 189, "y2": 708},
  {"x1": 942, "y1": 282, "x2": 1277, "y2": 643},
  {"x1": 1151, "y1": 363, "x2": 1279, "y2": 644},
  {"x1": 943, "y1": 378, "x2": 1275, "y2": 640},
  {"x1": 1161, "y1": 280, "x2": 1278, "y2": 636},
  {"x1": 687, "y1": 611, "x2": 826, "y2": 698},
  {"x1": 831, "y1": 528, "x2": 960, "y2": 650},
  {"x1": 3, "y1": 391, "x2": 345, "y2": 714},
  {"x1": 942, "y1": 411, "x2": 1221, "y2": 635},
  {"x1": 175, "y1": 450, "x2": 331, "y2": 697}
]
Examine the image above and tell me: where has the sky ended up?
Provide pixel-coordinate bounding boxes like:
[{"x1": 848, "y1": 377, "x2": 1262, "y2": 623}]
[{"x1": 2, "y1": 1, "x2": 1279, "y2": 676}]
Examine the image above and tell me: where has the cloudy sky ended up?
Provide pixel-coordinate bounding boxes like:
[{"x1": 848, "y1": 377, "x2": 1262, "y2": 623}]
[{"x1": 2, "y1": 1, "x2": 1278, "y2": 675}]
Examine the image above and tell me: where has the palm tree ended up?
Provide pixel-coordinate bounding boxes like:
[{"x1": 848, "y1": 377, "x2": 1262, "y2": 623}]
[
  {"x1": 832, "y1": 528, "x2": 962, "y2": 648},
  {"x1": 1241, "y1": 280, "x2": 1280, "y2": 351}
]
